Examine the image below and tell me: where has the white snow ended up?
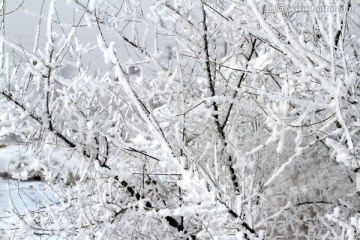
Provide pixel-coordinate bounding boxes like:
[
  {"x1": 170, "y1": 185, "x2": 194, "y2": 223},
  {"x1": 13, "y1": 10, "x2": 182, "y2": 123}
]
[
  {"x1": 0, "y1": 144, "x2": 77, "y2": 235},
  {"x1": 0, "y1": 146, "x2": 41, "y2": 233}
]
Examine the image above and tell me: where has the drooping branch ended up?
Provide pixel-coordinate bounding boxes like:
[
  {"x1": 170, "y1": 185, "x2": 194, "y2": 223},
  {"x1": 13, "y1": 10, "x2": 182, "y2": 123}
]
[{"x1": 114, "y1": 177, "x2": 196, "y2": 238}]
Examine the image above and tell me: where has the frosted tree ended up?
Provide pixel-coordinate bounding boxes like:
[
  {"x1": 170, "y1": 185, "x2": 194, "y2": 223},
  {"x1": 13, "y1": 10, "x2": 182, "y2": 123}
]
[{"x1": 0, "y1": 0, "x2": 359, "y2": 239}]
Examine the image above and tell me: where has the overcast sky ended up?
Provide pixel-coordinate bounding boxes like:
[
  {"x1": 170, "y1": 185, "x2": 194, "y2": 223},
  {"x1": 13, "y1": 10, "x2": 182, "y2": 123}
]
[
  {"x1": 4, "y1": 0, "x2": 163, "y2": 72},
  {"x1": 6, "y1": 1, "x2": 79, "y2": 47}
]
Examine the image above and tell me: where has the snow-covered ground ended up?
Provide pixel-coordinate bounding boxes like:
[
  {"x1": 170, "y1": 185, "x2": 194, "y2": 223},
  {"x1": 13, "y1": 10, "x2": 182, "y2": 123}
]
[
  {"x1": 0, "y1": 146, "x2": 41, "y2": 234},
  {"x1": 0, "y1": 145, "x2": 74, "y2": 236},
  {"x1": 0, "y1": 145, "x2": 28, "y2": 216},
  {"x1": 0, "y1": 179, "x2": 47, "y2": 235}
]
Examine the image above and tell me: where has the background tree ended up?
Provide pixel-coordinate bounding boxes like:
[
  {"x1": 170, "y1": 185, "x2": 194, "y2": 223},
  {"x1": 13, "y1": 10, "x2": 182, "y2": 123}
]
[{"x1": 0, "y1": 0, "x2": 359, "y2": 239}]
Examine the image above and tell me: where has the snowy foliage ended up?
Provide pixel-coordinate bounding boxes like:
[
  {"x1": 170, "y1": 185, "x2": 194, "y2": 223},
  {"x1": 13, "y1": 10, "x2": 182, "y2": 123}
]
[{"x1": 0, "y1": 0, "x2": 359, "y2": 239}]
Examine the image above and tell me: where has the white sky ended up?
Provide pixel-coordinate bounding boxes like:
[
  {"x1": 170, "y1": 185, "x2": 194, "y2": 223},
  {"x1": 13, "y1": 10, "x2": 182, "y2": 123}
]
[{"x1": 4, "y1": 0, "x2": 164, "y2": 73}]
